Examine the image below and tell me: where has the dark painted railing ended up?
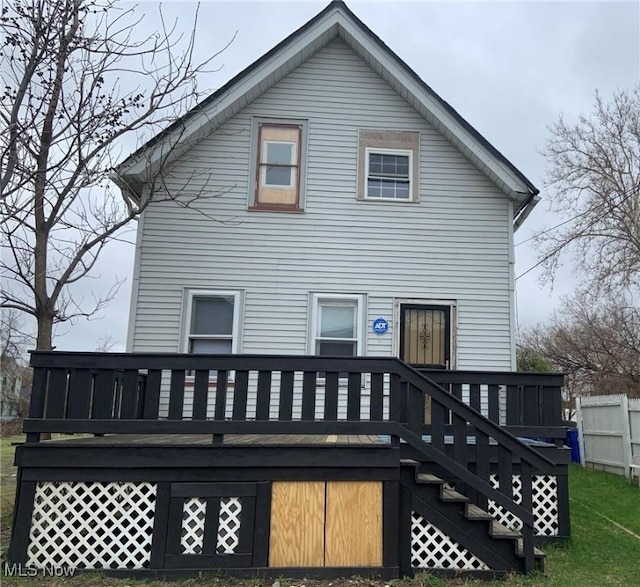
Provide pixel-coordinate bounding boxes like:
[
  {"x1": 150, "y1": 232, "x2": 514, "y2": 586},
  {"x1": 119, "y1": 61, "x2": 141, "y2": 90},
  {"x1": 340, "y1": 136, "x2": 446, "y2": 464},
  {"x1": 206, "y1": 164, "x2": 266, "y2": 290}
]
[
  {"x1": 24, "y1": 352, "x2": 564, "y2": 573},
  {"x1": 418, "y1": 369, "x2": 565, "y2": 445}
]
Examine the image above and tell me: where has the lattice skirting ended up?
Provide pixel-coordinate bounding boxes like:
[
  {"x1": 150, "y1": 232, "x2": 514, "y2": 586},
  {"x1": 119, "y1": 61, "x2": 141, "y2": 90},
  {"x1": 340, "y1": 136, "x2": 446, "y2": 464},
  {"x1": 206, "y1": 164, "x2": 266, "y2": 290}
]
[
  {"x1": 181, "y1": 496, "x2": 242, "y2": 555},
  {"x1": 411, "y1": 512, "x2": 489, "y2": 570},
  {"x1": 488, "y1": 474, "x2": 559, "y2": 536},
  {"x1": 27, "y1": 481, "x2": 157, "y2": 569}
]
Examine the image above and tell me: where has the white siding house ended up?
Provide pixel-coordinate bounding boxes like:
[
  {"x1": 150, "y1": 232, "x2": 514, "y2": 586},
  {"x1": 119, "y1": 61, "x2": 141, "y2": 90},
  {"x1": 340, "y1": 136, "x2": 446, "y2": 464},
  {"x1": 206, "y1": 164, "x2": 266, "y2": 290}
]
[{"x1": 115, "y1": 1, "x2": 539, "y2": 375}]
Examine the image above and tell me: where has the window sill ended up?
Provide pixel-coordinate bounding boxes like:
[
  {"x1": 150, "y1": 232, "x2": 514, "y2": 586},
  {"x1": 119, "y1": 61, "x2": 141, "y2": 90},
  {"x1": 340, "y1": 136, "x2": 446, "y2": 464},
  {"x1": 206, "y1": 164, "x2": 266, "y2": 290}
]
[
  {"x1": 248, "y1": 204, "x2": 304, "y2": 213},
  {"x1": 360, "y1": 197, "x2": 418, "y2": 203}
]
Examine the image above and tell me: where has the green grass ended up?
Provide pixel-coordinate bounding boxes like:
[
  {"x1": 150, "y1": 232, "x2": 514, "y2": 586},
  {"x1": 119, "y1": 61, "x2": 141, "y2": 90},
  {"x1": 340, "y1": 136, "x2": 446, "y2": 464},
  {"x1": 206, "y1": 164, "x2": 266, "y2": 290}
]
[
  {"x1": 1, "y1": 440, "x2": 638, "y2": 587},
  {"x1": 0, "y1": 433, "x2": 22, "y2": 557}
]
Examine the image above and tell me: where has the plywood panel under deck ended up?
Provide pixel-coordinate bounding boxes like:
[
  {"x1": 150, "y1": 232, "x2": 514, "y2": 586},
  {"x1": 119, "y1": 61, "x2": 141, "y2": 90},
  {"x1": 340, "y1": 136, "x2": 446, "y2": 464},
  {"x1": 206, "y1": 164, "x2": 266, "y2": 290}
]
[
  {"x1": 269, "y1": 481, "x2": 325, "y2": 567},
  {"x1": 325, "y1": 481, "x2": 383, "y2": 567}
]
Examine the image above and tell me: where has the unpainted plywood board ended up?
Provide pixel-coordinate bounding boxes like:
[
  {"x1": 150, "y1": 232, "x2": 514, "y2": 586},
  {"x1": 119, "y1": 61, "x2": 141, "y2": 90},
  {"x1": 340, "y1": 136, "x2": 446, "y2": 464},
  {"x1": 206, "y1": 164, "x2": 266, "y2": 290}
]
[
  {"x1": 269, "y1": 481, "x2": 325, "y2": 567},
  {"x1": 325, "y1": 481, "x2": 383, "y2": 567}
]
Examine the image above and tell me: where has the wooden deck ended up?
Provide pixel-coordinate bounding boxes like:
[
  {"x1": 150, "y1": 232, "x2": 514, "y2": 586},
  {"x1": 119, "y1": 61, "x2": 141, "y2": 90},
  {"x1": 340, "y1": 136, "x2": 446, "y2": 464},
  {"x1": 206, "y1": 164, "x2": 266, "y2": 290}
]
[
  {"x1": 13, "y1": 351, "x2": 568, "y2": 578},
  {"x1": 40, "y1": 433, "x2": 386, "y2": 446}
]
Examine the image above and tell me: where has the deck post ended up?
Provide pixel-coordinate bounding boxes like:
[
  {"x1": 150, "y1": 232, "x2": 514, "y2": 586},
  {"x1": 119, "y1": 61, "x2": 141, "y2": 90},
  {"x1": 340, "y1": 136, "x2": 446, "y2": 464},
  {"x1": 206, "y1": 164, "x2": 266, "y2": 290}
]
[{"x1": 7, "y1": 474, "x2": 36, "y2": 565}]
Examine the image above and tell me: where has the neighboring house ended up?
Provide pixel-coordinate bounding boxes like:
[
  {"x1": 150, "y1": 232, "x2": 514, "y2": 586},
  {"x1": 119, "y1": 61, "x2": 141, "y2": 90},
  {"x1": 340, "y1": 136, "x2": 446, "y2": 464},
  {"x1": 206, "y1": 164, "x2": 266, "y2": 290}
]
[
  {"x1": 114, "y1": 1, "x2": 539, "y2": 374},
  {"x1": 0, "y1": 357, "x2": 25, "y2": 421}
]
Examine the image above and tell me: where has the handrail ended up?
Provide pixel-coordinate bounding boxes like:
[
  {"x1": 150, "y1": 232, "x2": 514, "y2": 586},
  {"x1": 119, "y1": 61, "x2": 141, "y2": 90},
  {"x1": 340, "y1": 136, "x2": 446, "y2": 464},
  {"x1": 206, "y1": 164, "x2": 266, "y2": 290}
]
[
  {"x1": 28, "y1": 351, "x2": 401, "y2": 371},
  {"x1": 417, "y1": 368, "x2": 564, "y2": 386},
  {"x1": 394, "y1": 360, "x2": 554, "y2": 469},
  {"x1": 395, "y1": 424, "x2": 533, "y2": 526}
]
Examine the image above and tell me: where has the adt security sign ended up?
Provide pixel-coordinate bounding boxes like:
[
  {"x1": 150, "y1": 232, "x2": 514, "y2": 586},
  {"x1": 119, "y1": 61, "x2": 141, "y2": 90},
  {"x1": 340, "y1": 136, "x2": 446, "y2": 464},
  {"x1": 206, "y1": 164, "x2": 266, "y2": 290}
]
[{"x1": 372, "y1": 318, "x2": 389, "y2": 335}]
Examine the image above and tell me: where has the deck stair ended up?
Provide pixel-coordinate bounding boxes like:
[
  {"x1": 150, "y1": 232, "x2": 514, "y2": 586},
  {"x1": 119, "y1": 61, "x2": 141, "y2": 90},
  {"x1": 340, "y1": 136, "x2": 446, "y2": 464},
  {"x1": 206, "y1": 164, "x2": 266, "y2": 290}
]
[{"x1": 400, "y1": 459, "x2": 545, "y2": 575}]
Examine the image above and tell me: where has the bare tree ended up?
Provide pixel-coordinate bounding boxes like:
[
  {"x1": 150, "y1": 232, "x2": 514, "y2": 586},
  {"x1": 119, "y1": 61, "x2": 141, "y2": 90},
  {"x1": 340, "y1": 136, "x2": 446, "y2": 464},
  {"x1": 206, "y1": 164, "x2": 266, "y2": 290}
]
[
  {"x1": 95, "y1": 333, "x2": 117, "y2": 352},
  {"x1": 534, "y1": 85, "x2": 640, "y2": 292},
  {"x1": 1, "y1": 0, "x2": 232, "y2": 350},
  {"x1": 520, "y1": 290, "x2": 640, "y2": 418}
]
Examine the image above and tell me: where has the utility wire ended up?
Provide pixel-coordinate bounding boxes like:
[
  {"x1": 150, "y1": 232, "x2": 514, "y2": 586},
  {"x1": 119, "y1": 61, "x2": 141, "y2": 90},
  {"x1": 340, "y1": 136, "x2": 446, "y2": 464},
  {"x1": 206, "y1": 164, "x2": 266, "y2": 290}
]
[{"x1": 515, "y1": 185, "x2": 639, "y2": 281}]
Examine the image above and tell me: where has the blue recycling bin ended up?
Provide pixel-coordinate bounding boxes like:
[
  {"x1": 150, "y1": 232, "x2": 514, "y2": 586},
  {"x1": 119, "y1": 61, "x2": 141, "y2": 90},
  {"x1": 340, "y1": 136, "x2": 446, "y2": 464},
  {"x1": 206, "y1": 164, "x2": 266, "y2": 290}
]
[{"x1": 566, "y1": 428, "x2": 580, "y2": 463}]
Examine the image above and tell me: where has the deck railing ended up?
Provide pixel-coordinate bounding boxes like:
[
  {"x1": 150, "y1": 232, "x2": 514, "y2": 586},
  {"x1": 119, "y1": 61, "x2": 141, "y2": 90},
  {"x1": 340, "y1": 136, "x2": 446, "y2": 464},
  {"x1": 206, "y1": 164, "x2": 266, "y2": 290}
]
[
  {"x1": 24, "y1": 352, "x2": 565, "y2": 572},
  {"x1": 418, "y1": 369, "x2": 565, "y2": 444}
]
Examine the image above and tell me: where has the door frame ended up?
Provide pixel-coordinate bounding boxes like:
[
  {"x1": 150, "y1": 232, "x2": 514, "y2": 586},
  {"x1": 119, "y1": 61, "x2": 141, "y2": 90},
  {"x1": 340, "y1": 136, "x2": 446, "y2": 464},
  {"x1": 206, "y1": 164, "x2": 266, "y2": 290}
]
[{"x1": 393, "y1": 299, "x2": 457, "y2": 369}]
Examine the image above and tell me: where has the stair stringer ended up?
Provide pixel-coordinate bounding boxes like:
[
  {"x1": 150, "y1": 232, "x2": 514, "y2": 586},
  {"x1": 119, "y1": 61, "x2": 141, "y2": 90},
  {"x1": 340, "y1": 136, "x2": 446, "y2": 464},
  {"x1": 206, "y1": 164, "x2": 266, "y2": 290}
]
[{"x1": 401, "y1": 469, "x2": 523, "y2": 573}]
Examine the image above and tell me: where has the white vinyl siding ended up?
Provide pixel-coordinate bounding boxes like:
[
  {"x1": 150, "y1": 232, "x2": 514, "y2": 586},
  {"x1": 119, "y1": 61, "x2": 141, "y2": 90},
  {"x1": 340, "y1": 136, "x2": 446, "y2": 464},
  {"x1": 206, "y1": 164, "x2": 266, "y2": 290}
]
[{"x1": 130, "y1": 39, "x2": 515, "y2": 375}]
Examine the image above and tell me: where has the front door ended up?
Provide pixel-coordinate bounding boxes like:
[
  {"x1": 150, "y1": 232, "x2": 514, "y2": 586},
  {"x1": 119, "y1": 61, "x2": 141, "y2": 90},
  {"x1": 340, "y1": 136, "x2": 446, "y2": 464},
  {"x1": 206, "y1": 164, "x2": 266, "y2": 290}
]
[
  {"x1": 399, "y1": 304, "x2": 452, "y2": 424},
  {"x1": 399, "y1": 304, "x2": 451, "y2": 369}
]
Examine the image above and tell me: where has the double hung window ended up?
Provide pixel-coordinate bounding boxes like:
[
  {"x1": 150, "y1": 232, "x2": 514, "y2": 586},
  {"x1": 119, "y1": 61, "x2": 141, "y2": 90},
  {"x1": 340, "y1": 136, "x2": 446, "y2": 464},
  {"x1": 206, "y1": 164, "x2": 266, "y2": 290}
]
[
  {"x1": 366, "y1": 149, "x2": 412, "y2": 200},
  {"x1": 253, "y1": 122, "x2": 304, "y2": 209},
  {"x1": 185, "y1": 291, "x2": 240, "y2": 354},
  {"x1": 311, "y1": 294, "x2": 364, "y2": 357},
  {"x1": 358, "y1": 130, "x2": 419, "y2": 202}
]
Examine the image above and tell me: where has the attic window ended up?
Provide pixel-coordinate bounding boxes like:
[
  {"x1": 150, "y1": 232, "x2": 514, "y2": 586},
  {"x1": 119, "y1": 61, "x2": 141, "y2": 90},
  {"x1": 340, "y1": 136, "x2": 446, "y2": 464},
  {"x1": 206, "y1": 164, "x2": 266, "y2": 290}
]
[
  {"x1": 366, "y1": 149, "x2": 412, "y2": 199},
  {"x1": 253, "y1": 123, "x2": 303, "y2": 210},
  {"x1": 358, "y1": 130, "x2": 419, "y2": 202}
]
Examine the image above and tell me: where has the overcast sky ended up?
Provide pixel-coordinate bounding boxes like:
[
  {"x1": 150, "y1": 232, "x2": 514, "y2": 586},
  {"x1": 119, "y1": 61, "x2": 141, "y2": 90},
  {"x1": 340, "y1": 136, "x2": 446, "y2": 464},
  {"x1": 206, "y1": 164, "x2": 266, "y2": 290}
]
[{"x1": 41, "y1": 0, "x2": 640, "y2": 351}]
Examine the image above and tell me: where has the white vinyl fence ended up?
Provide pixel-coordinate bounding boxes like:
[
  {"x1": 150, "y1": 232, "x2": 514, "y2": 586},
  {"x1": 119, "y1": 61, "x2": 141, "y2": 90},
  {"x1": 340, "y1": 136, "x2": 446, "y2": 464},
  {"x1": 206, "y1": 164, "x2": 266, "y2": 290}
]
[{"x1": 576, "y1": 395, "x2": 640, "y2": 481}]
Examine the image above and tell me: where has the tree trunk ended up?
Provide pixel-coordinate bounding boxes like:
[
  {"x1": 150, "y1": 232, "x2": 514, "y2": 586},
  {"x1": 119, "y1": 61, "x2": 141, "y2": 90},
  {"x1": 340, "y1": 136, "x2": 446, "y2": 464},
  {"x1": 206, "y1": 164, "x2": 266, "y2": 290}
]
[{"x1": 35, "y1": 313, "x2": 54, "y2": 351}]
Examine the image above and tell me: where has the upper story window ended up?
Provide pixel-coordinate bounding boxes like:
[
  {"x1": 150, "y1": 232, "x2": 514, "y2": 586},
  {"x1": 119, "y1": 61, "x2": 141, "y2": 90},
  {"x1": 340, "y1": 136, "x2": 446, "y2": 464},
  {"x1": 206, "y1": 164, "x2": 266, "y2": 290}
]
[
  {"x1": 358, "y1": 130, "x2": 419, "y2": 202},
  {"x1": 250, "y1": 119, "x2": 307, "y2": 211},
  {"x1": 366, "y1": 148, "x2": 412, "y2": 200},
  {"x1": 184, "y1": 290, "x2": 241, "y2": 354}
]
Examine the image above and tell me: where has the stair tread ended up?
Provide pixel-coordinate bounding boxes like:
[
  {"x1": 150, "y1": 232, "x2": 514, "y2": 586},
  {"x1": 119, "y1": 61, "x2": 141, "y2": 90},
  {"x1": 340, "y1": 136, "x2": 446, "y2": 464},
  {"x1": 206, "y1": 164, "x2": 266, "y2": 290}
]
[
  {"x1": 400, "y1": 459, "x2": 420, "y2": 467},
  {"x1": 490, "y1": 520, "x2": 521, "y2": 539},
  {"x1": 441, "y1": 487, "x2": 469, "y2": 502},
  {"x1": 416, "y1": 473, "x2": 444, "y2": 484},
  {"x1": 465, "y1": 504, "x2": 494, "y2": 520},
  {"x1": 515, "y1": 538, "x2": 546, "y2": 558}
]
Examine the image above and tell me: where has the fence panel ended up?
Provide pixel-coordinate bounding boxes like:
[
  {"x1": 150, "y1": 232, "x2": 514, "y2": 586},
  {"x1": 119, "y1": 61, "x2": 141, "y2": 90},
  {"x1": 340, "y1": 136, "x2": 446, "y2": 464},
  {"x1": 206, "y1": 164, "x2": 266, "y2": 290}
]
[
  {"x1": 630, "y1": 399, "x2": 640, "y2": 482},
  {"x1": 577, "y1": 395, "x2": 637, "y2": 480}
]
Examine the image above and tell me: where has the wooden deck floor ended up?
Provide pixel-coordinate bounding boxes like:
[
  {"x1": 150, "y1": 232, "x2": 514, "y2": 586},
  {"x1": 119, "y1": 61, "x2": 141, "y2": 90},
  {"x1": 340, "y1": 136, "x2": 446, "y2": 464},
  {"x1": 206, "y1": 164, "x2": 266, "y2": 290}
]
[{"x1": 40, "y1": 433, "x2": 386, "y2": 446}]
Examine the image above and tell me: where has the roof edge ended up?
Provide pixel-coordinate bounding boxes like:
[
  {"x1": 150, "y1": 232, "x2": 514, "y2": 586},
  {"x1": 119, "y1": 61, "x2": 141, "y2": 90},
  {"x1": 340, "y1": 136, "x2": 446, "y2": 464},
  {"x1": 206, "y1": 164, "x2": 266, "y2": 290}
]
[{"x1": 116, "y1": 0, "x2": 539, "y2": 208}]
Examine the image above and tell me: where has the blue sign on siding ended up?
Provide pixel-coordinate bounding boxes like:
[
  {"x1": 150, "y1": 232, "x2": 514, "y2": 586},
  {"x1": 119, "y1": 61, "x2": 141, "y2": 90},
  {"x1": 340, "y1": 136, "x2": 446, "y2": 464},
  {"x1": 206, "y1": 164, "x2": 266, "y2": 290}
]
[{"x1": 372, "y1": 318, "x2": 389, "y2": 335}]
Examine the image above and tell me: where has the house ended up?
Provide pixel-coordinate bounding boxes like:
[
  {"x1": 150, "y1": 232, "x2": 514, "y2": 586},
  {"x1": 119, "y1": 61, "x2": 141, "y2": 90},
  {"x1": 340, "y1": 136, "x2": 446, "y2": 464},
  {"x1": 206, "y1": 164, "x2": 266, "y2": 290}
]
[
  {"x1": 9, "y1": 2, "x2": 570, "y2": 580},
  {"x1": 0, "y1": 357, "x2": 28, "y2": 421},
  {"x1": 113, "y1": 1, "x2": 539, "y2": 375}
]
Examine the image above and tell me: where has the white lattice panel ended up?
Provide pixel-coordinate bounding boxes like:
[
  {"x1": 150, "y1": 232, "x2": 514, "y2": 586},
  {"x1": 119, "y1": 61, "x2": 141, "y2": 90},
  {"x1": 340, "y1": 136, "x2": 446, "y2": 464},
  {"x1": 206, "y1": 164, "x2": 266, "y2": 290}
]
[
  {"x1": 217, "y1": 497, "x2": 242, "y2": 554},
  {"x1": 411, "y1": 512, "x2": 489, "y2": 570},
  {"x1": 489, "y1": 474, "x2": 558, "y2": 536},
  {"x1": 27, "y1": 481, "x2": 156, "y2": 569},
  {"x1": 181, "y1": 498, "x2": 206, "y2": 554}
]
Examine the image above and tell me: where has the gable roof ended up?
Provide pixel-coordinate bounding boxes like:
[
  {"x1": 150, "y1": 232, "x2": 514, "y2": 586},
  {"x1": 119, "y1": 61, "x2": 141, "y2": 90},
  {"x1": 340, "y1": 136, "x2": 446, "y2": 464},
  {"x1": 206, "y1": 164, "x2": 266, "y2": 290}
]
[{"x1": 113, "y1": 0, "x2": 539, "y2": 228}]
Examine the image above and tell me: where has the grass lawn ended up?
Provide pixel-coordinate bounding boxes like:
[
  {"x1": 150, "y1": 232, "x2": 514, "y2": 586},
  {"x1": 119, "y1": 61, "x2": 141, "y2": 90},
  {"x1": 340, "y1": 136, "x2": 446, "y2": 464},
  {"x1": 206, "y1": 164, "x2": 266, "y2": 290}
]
[
  {"x1": 1, "y1": 434, "x2": 638, "y2": 587},
  {"x1": 0, "y1": 432, "x2": 21, "y2": 558}
]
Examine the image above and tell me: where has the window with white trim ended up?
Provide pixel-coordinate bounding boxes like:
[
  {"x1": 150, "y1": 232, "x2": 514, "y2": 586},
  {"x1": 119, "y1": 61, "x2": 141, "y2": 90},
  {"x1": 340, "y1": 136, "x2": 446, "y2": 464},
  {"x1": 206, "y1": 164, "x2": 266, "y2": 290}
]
[
  {"x1": 311, "y1": 294, "x2": 365, "y2": 356},
  {"x1": 366, "y1": 148, "x2": 412, "y2": 200},
  {"x1": 357, "y1": 130, "x2": 419, "y2": 202},
  {"x1": 184, "y1": 291, "x2": 241, "y2": 354}
]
